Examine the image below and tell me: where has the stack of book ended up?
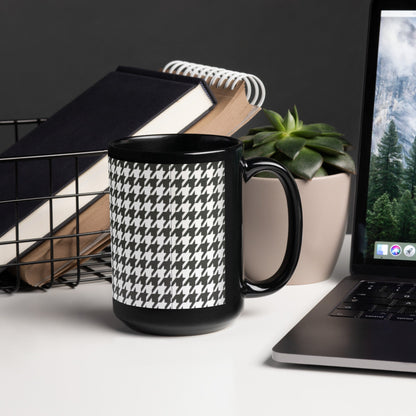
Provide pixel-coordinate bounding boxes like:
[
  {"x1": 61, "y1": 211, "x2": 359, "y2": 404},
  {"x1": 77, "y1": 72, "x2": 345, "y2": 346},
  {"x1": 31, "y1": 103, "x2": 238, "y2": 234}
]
[{"x1": 0, "y1": 60, "x2": 266, "y2": 287}]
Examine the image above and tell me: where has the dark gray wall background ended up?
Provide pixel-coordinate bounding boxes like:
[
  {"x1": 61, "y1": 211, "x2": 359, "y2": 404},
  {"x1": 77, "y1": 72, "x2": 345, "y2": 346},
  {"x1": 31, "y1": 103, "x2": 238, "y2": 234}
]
[{"x1": 0, "y1": 0, "x2": 372, "y2": 227}]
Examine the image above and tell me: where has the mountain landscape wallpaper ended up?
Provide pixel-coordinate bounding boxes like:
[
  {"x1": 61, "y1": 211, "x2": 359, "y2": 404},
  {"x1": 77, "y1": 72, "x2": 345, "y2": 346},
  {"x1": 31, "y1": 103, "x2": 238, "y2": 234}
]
[
  {"x1": 366, "y1": 15, "x2": 416, "y2": 258},
  {"x1": 372, "y1": 16, "x2": 416, "y2": 156}
]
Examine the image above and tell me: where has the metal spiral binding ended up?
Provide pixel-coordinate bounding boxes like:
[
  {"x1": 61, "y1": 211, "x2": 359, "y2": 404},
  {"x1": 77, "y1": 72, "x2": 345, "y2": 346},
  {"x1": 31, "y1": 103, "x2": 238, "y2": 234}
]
[{"x1": 163, "y1": 60, "x2": 266, "y2": 107}]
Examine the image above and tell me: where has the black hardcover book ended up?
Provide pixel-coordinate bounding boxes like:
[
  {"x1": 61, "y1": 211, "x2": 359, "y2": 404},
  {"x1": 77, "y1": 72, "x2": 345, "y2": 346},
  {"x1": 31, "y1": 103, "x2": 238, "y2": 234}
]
[{"x1": 0, "y1": 66, "x2": 216, "y2": 266}]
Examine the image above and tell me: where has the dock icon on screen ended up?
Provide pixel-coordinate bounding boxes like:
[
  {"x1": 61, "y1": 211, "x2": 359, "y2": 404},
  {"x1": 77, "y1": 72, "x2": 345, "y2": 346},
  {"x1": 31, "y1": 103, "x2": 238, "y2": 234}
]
[{"x1": 376, "y1": 243, "x2": 388, "y2": 256}]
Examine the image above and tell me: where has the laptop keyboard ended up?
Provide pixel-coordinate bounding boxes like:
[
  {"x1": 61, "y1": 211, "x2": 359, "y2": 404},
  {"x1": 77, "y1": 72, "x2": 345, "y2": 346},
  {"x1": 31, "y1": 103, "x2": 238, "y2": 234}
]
[{"x1": 330, "y1": 281, "x2": 416, "y2": 322}]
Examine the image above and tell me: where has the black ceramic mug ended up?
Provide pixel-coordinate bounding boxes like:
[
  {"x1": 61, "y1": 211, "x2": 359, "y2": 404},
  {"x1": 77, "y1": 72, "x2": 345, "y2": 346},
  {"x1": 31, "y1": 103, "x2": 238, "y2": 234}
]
[{"x1": 108, "y1": 134, "x2": 302, "y2": 335}]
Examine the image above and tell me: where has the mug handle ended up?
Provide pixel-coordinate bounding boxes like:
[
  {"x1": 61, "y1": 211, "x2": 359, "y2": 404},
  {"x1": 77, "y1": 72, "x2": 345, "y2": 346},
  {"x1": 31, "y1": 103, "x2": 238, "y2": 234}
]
[{"x1": 240, "y1": 157, "x2": 303, "y2": 297}]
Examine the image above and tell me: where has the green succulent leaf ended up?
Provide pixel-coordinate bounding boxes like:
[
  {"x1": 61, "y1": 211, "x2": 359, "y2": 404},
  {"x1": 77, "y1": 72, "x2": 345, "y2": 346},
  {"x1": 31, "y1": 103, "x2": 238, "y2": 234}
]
[
  {"x1": 306, "y1": 123, "x2": 338, "y2": 133},
  {"x1": 244, "y1": 140, "x2": 277, "y2": 158},
  {"x1": 323, "y1": 153, "x2": 356, "y2": 174},
  {"x1": 279, "y1": 147, "x2": 323, "y2": 180},
  {"x1": 304, "y1": 123, "x2": 344, "y2": 138},
  {"x1": 252, "y1": 131, "x2": 284, "y2": 147},
  {"x1": 275, "y1": 136, "x2": 306, "y2": 160},
  {"x1": 253, "y1": 171, "x2": 277, "y2": 179},
  {"x1": 291, "y1": 127, "x2": 321, "y2": 138},
  {"x1": 292, "y1": 105, "x2": 300, "y2": 128},
  {"x1": 248, "y1": 125, "x2": 275, "y2": 135},
  {"x1": 240, "y1": 135, "x2": 254, "y2": 147},
  {"x1": 317, "y1": 131, "x2": 345, "y2": 138},
  {"x1": 263, "y1": 109, "x2": 285, "y2": 131},
  {"x1": 313, "y1": 166, "x2": 328, "y2": 177},
  {"x1": 284, "y1": 109, "x2": 296, "y2": 131},
  {"x1": 305, "y1": 135, "x2": 345, "y2": 155}
]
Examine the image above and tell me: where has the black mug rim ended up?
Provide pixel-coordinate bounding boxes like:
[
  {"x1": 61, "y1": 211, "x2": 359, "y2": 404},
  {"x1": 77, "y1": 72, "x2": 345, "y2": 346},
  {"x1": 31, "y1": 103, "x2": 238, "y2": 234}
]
[{"x1": 108, "y1": 133, "x2": 242, "y2": 164}]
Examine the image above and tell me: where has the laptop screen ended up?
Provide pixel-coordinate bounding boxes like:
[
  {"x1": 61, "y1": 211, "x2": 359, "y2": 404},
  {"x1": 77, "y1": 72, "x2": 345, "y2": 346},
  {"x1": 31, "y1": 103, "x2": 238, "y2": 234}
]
[
  {"x1": 354, "y1": 3, "x2": 416, "y2": 270},
  {"x1": 368, "y1": 9, "x2": 416, "y2": 262}
]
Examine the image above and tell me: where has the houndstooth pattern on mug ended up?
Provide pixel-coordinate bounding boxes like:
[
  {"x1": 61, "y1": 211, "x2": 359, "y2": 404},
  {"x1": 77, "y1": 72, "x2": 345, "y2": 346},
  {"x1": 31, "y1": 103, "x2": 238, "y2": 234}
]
[{"x1": 109, "y1": 158, "x2": 226, "y2": 310}]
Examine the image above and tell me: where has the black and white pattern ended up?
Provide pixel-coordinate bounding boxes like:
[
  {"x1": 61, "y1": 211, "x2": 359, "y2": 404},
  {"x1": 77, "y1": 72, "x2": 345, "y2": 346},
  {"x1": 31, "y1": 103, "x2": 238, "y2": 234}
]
[{"x1": 109, "y1": 158, "x2": 226, "y2": 309}]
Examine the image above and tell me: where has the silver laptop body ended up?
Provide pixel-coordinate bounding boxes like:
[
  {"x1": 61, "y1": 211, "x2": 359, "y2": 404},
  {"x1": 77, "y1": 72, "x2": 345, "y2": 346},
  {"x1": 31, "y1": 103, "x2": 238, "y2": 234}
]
[{"x1": 273, "y1": 0, "x2": 416, "y2": 373}]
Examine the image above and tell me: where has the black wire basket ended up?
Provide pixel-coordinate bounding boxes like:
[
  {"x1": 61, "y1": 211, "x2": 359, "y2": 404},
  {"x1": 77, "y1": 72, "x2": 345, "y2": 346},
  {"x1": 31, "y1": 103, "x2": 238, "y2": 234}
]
[{"x1": 0, "y1": 118, "x2": 112, "y2": 293}]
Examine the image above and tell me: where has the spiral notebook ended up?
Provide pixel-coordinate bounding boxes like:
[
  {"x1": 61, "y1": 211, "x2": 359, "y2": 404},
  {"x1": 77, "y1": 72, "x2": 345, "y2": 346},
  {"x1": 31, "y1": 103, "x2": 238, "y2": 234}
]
[
  {"x1": 12, "y1": 61, "x2": 266, "y2": 286},
  {"x1": 163, "y1": 60, "x2": 266, "y2": 135}
]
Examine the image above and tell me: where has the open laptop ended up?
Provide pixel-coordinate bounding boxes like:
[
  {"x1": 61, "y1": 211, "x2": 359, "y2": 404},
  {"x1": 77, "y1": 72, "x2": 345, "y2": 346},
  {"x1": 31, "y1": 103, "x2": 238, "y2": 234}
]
[{"x1": 272, "y1": 0, "x2": 416, "y2": 373}]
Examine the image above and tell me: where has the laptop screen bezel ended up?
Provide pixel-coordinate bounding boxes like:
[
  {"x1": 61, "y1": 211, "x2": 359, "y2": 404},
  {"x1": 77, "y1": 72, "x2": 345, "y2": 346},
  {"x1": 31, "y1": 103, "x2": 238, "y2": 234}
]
[{"x1": 351, "y1": 0, "x2": 416, "y2": 276}]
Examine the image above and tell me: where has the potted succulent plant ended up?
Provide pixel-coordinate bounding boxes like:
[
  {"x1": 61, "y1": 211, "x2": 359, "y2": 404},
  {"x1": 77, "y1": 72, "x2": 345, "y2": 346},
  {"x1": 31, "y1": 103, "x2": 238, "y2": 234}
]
[{"x1": 241, "y1": 107, "x2": 355, "y2": 285}]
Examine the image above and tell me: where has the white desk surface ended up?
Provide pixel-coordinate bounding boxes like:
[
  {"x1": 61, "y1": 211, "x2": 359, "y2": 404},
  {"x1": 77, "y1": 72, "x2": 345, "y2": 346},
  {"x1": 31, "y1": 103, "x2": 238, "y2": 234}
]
[{"x1": 1, "y1": 234, "x2": 415, "y2": 416}]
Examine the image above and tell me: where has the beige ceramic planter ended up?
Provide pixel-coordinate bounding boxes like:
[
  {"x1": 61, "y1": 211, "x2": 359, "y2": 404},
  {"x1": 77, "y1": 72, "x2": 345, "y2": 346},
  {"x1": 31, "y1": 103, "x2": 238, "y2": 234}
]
[{"x1": 243, "y1": 173, "x2": 351, "y2": 285}]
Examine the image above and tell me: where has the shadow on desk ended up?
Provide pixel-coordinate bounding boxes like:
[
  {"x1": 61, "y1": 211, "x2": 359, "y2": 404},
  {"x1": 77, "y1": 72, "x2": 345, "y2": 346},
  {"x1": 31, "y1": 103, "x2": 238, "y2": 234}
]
[
  {"x1": 64, "y1": 304, "x2": 183, "y2": 338},
  {"x1": 75, "y1": 303, "x2": 139, "y2": 335},
  {"x1": 11, "y1": 290, "x2": 158, "y2": 337}
]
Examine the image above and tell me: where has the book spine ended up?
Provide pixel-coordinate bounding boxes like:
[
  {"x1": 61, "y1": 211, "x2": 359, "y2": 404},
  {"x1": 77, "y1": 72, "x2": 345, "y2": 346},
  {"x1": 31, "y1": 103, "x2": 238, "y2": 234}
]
[{"x1": 117, "y1": 65, "x2": 217, "y2": 106}]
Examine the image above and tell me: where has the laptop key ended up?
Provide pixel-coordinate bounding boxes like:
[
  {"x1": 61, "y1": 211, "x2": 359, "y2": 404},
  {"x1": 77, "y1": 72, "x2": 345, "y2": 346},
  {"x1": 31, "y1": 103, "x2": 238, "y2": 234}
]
[
  {"x1": 355, "y1": 282, "x2": 376, "y2": 293},
  {"x1": 401, "y1": 307, "x2": 416, "y2": 315},
  {"x1": 373, "y1": 305, "x2": 402, "y2": 314},
  {"x1": 337, "y1": 302, "x2": 371, "y2": 311},
  {"x1": 394, "y1": 284, "x2": 415, "y2": 293},
  {"x1": 390, "y1": 314, "x2": 416, "y2": 322},
  {"x1": 330, "y1": 310, "x2": 359, "y2": 318},
  {"x1": 373, "y1": 283, "x2": 399, "y2": 298},
  {"x1": 392, "y1": 293, "x2": 416, "y2": 300},
  {"x1": 395, "y1": 300, "x2": 416, "y2": 308},
  {"x1": 347, "y1": 296, "x2": 392, "y2": 306},
  {"x1": 360, "y1": 312, "x2": 387, "y2": 320}
]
